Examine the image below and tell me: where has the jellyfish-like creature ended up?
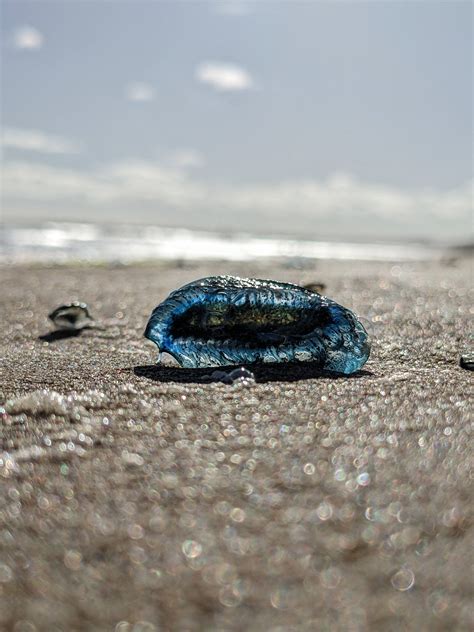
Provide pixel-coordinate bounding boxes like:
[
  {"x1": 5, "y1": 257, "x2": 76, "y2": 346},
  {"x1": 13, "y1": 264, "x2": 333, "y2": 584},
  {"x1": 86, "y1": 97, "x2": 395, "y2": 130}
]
[
  {"x1": 48, "y1": 302, "x2": 93, "y2": 331},
  {"x1": 144, "y1": 276, "x2": 370, "y2": 374}
]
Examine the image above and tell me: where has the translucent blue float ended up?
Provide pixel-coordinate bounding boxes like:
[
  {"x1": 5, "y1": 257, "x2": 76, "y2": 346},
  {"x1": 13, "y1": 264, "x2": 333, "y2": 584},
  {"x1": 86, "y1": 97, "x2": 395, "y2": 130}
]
[{"x1": 144, "y1": 276, "x2": 370, "y2": 374}]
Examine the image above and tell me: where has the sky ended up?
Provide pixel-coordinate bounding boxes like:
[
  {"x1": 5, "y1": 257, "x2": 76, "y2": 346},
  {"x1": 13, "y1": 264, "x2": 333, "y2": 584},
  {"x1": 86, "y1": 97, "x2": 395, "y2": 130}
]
[{"x1": 1, "y1": 0, "x2": 472, "y2": 242}]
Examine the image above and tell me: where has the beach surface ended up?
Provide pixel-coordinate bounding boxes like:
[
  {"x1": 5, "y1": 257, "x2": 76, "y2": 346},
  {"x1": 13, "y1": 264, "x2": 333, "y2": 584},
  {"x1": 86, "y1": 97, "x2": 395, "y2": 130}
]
[{"x1": 0, "y1": 257, "x2": 472, "y2": 631}]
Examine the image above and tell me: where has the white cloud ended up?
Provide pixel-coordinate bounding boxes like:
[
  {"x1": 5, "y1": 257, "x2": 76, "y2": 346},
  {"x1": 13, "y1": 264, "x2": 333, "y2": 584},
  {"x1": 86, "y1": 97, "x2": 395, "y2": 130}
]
[
  {"x1": 213, "y1": 2, "x2": 252, "y2": 17},
  {"x1": 196, "y1": 62, "x2": 254, "y2": 92},
  {"x1": 168, "y1": 149, "x2": 205, "y2": 169},
  {"x1": 12, "y1": 26, "x2": 44, "y2": 50},
  {"x1": 1, "y1": 158, "x2": 471, "y2": 241},
  {"x1": 125, "y1": 82, "x2": 155, "y2": 102},
  {"x1": 1, "y1": 127, "x2": 82, "y2": 154}
]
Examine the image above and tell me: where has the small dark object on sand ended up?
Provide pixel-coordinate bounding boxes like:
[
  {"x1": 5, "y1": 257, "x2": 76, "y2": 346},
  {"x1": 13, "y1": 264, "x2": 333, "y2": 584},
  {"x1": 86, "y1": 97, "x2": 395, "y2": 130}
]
[
  {"x1": 460, "y1": 354, "x2": 474, "y2": 371},
  {"x1": 303, "y1": 282, "x2": 326, "y2": 294},
  {"x1": 48, "y1": 302, "x2": 94, "y2": 331}
]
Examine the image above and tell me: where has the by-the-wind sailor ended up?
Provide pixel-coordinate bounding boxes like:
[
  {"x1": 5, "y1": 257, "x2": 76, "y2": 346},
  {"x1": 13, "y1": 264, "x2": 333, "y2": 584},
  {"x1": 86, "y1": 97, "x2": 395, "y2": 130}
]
[
  {"x1": 144, "y1": 276, "x2": 370, "y2": 374},
  {"x1": 48, "y1": 302, "x2": 93, "y2": 331}
]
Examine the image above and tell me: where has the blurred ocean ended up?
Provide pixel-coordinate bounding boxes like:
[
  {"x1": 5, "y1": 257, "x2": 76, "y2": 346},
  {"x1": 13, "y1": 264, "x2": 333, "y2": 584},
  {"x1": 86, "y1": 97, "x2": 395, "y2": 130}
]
[{"x1": 1, "y1": 222, "x2": 449, "y2": 264}]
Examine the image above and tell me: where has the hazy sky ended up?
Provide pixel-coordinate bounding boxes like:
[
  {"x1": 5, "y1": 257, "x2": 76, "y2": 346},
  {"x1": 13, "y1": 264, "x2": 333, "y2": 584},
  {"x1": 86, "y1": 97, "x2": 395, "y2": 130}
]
[{"x1": 1, "y1": 0, "x2": 472, "y2": 241}]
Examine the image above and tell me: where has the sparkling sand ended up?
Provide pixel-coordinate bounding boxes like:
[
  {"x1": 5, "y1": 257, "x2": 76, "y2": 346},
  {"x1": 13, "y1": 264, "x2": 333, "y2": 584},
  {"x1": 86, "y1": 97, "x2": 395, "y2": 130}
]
[{"x1": 0, "y1": 258, "x2": 472, "y2": 631}]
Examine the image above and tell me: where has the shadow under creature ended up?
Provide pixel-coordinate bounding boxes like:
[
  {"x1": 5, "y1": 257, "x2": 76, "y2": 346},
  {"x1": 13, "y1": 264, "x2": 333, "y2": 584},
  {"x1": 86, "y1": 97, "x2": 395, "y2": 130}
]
[
  {"x1": 38, "y1": 327, "x2": 95, "y2": 343},
  {"x1": 133, "y1": 362, "x2": 373, "y2": 385}
]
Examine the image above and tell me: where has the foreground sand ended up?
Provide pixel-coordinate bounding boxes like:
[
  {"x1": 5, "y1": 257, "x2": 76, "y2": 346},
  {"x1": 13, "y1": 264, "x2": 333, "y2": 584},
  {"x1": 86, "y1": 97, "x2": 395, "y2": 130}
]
[{"x1": 1, "y1": 258, "x2": 472, "y2": 631}]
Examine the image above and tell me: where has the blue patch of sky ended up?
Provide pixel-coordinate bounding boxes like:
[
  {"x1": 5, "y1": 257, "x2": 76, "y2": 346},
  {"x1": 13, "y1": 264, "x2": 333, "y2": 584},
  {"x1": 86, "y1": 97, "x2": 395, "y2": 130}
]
[{"x1": 2, "y1": 0, "x2": 471, "y2": 188}]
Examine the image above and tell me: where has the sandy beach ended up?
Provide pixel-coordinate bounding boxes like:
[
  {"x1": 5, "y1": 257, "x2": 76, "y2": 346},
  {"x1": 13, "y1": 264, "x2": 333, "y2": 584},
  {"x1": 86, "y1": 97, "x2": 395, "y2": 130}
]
[{"x1": 0, "y1": 257, "x2": 472, "y2": 631}]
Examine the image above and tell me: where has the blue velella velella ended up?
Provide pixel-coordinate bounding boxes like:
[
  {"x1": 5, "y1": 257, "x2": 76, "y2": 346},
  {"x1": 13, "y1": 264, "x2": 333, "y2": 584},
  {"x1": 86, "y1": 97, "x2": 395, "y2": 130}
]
[{"x1": 144, "y1": 276, "x2": 370, "y2": 374}]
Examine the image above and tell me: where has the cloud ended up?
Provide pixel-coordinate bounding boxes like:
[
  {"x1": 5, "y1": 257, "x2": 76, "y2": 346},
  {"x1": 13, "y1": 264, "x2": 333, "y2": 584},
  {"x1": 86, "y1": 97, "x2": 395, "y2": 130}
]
[
  {"x1": 167, "y1": 149, "x2": 205, "y2": 169},
  {"x1": 125, "y1": 82, "x2": 155, "y2": 102},
  {"x1": 1, "y1": 158, "x2": 471, "y2": 241},
  {"x1": 1, "y1": 127, "x2": 82, "y2": 154},
  {"x1": 196, "y1": 62, "x2": 254, "y2": 92},
  {"x1": 213, "y1": 2, "x2": 252, "y2": 16},
  {"x1": 12, "y1": 26, "x2": 44, "y2": 50}
]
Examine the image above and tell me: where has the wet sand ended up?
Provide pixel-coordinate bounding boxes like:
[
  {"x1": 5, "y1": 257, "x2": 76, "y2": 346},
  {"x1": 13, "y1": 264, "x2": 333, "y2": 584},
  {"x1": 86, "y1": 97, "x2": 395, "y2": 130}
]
[{"x1": 0, "y1": 258, "x2": 472, "y2": 631}]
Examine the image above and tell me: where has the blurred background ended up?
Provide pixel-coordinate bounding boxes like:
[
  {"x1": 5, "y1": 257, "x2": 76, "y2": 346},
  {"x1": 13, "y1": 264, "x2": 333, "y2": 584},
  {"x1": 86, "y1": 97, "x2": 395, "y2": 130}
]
[{"x1": 1, "y1": 0, "x2": 472, "y2": 261}]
